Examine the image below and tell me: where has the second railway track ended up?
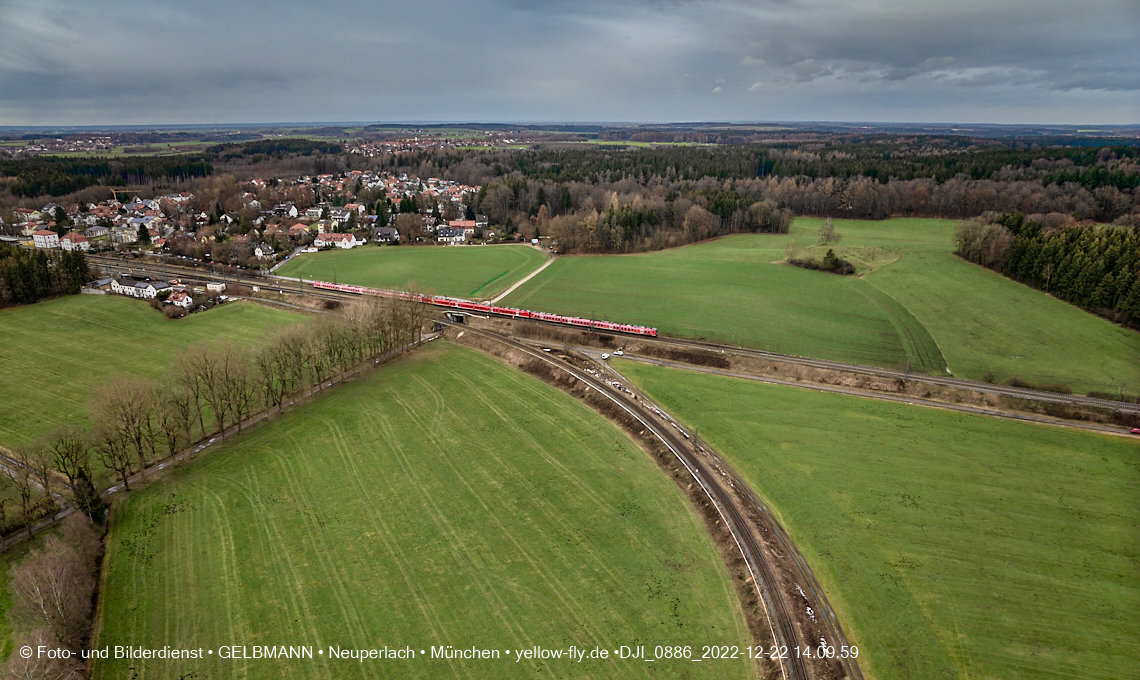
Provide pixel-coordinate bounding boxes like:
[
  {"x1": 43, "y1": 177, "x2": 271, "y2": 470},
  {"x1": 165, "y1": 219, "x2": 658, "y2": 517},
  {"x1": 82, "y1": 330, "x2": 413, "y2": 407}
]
[{"x1": 450, "y1": 322, "x2": 862, "y2": 680}]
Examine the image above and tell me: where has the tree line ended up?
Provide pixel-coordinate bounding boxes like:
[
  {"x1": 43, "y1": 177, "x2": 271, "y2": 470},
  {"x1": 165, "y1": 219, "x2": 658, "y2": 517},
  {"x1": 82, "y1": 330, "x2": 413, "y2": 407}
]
[
  {"x1": 0, "y1": 244, "x2": 89, "y2": 307},
  {"x1": 2, "y1": 156, "x2": 213, "y2": 197},
  {"x1": 15, "y1": 295, "x2": 427, "y2": 504},
  {"x1": 956, "y1": 214, "x2": 1140, "y2": 328}
]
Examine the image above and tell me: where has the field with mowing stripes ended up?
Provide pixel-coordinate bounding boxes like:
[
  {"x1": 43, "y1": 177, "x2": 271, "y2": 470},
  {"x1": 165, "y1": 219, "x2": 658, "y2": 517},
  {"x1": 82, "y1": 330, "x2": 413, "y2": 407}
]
[
  {"x1": 505, "y1": 230, "x2": 948, "y2": 371},
  {"x1": 0, "y1": 295, "x2": 306, "y2": 447},
  {"x1": 615, "y1": 358, "x2": 1140, "y2": 680},
  {"x1": 503, "y1": 218, "x2": 1140, "y2": 392},
  {"x1": 276, "y1": 244, "x2": 548, "y2": 299},
  {"x1": 93, "y1": 342, "x2": 752, "y2": 680}
]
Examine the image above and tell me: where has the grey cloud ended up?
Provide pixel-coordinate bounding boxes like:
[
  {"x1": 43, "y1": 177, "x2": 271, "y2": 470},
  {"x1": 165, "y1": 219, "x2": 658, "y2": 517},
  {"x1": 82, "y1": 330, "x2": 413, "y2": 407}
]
[{"x1": 0, "y1": 0, "x2": 1136, "y2": 125}]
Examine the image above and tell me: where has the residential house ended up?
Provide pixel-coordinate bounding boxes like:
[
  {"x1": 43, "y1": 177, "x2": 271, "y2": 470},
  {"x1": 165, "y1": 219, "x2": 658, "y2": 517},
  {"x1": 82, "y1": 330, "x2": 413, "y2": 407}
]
[
  {"x1": 374, "y1": 227, "x2": 400, "y2": 243},
  {"x1": 32, "y1": 230, "x2": 60, "y2": 249},
  {"x1": 449, "y1": 219, "x2": 477, "y2": 240},
  {"x1": 314, "y1": 232, "x2": 363, "y2": 249},
  {"x1": 85, "y1": 225, "x2": 109, "y2": 239},
  {"x1": 273, "y1": 203, "x2": 299, "y2": 218},
  {"x1": 288, "y1": 223, "x2": 309, "y2": 238},
  {"x1": 165, "y1": 291, "x2": 193, "y2": 308},
  {"x1": 110, "y1": 276, "x2": 170, "y2": 299},
  {"x1": 254, "y1": 243, "x2": 275, "y2": 259},
  {"x1": 59, "y1": 232, "x2": 89, "y2": 251},
  {"x1": 436, "y1": 227, "x2": 465, "y2": 244}
]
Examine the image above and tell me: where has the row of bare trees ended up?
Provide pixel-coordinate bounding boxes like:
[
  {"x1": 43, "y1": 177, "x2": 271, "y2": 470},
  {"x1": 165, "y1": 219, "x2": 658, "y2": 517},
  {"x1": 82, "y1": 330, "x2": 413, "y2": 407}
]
[
  {"x1": 1, "y1": 294, "x2": 426, "y2": 544},
  {"x1": 88, "y1": 295, "x2": 426, "y2": 492}
]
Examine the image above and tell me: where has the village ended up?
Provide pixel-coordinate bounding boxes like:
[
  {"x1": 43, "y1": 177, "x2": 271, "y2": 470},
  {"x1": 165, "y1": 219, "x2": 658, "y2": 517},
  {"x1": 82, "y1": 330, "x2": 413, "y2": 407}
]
[
  {"x1": 0, "y1": 168, "x2": 502, "y2": 259},
  {"x1": 0, "y1": 168, "x2": 509, "y2": 314}
]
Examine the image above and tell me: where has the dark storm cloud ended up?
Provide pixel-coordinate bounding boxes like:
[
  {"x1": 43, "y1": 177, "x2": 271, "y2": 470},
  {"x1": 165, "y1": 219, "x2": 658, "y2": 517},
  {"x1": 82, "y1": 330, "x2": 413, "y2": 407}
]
[{"x1": 0, "y1": 0, "x2": 1135, "y2": 124}]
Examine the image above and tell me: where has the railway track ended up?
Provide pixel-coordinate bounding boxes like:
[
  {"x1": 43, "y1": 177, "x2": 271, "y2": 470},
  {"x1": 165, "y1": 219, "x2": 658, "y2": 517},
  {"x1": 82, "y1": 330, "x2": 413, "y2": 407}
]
[
  {"x1": 452, "y1": 322, "x2": 861, "y2": 680},
  {"x1": 89, "y1": 253, "x2": 1137, "y2": 414},
  {"x1": 648, "y1": 337, "x2": 1140, "y2": 415}
]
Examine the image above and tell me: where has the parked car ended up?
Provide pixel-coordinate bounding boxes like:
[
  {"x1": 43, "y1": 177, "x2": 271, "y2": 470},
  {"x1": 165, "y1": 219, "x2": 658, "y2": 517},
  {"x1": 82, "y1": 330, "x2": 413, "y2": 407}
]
[{"x1": 1131, "y1": 428, "x2": 1140, "y2": 435}]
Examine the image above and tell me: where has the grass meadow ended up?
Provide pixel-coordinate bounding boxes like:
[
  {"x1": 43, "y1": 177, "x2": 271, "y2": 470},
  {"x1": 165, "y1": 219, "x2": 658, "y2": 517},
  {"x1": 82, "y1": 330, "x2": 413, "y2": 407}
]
[
  {"x1": 276, "y1": 244, "x2": 548, "y2": 299},
  {"x1": 92, "y1": 342, "x2": 752, "y2": 680},
  {"x1": 503, "y1": 228, "x2": 947, "y2": 371},
  {"x1": 503, "y1": 218, "x2": 1140, "y2": 392},
  {"x1": 0, "y1": 295, "x2": 306, "y2": 448},
  {"x1": 614, "y1": 358, "x2": 1140, "y2": 680}
]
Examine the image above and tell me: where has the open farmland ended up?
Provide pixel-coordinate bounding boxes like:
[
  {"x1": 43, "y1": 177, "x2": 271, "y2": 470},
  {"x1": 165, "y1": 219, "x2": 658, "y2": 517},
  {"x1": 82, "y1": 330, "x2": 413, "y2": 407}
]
[
  {"x1": 93, "y1": 342, "x2": 751, "y2": 680},
  {"x1": 276, "y1": 244, "x2": 548, "y2": 299},
  {"x1": 0, "y1": 295, "x2": 306, "y2": 448},
  {"x1": 503, "y1": 230, "x2": 947, "y2": 371},
  {"x1": 614, "y1": 358, "x2": 1140, "y2": 680},
  {"x1": 503, "y1": 218, "x2": 1140, "y2": 393}
]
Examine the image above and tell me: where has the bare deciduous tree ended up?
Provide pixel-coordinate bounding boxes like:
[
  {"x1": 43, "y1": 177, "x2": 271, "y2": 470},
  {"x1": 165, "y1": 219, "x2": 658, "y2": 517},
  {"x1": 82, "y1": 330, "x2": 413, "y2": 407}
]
[
  {"x1": 818, "y1": 216, "x2": 841, "y2": 245},
  {"x1": 5, "y1": 627, "x2": 84, "y2": 680},
  {"x1": 10, "y1": 538, "x2": 93, "y2": 652}
]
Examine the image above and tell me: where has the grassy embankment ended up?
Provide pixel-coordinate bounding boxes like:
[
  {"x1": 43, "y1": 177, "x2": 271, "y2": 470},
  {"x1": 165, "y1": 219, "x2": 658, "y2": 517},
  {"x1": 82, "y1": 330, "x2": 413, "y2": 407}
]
[
  {"x1": 0, "y1": 295, "x2": 306, "y2": 449},
  {"x1": 615, "y1": 358, "x2": 1140, "y2": 680},
  {"x1": 276, "y1": 244, "x2": 548, "y2": 300},
  {"x1": 503, "y1": 217, "x2": 1140, "y2": 393},
  {"x1": 92, "y1": 342, "x2": 752, "y2": 680}
]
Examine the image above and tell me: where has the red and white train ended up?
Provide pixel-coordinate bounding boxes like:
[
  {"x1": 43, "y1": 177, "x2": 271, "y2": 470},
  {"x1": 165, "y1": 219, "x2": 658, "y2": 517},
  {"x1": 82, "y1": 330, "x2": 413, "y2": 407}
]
[{"x1": 313, "y1": 281, "x2": 658, "y2": 337}]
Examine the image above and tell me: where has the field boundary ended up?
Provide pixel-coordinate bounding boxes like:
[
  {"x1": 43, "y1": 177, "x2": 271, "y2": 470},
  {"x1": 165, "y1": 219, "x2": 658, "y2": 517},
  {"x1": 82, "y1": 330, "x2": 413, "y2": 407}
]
[
  {"x1": 448, "y1": 324, "x2": 863, "y2": 680},
  {"x1": 0, "y1": 334, "x2": 438, "y2": 555}
]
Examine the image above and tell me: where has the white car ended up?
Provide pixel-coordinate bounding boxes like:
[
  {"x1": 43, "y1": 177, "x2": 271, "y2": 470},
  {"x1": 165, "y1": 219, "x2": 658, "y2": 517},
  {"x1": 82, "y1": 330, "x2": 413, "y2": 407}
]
[
  {"x1": 601, "y1": 353, "x2": 610, "y2": 360},
  {"x1": 614, "y1": 350, "x2": 624, "y2": 356}
]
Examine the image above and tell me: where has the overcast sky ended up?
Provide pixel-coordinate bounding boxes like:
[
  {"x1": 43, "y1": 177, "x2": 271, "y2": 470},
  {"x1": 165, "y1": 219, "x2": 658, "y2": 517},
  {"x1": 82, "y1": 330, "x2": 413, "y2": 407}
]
[{"x1": 1, "y1": 0, "x2": 1137, "y2": 126}]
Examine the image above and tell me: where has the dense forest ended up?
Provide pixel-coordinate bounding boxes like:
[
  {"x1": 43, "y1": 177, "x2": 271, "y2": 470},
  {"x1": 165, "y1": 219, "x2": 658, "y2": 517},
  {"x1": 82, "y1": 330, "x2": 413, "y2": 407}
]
[
  {"x1": 0, "y1": 139, "x2": 343, "y2": 198},
  {"x1": 0, "y1": 156, "x2": 212, "y2": 197},
  {"x1": 956, "y1": 215, "x2": 1140, "y2": 328},
  {"x1": 208, "y1": 139, "x2": 344, "y2": 162},
  {"x1": 0, "y1": 243, "x2": 90, "y2": 306}
]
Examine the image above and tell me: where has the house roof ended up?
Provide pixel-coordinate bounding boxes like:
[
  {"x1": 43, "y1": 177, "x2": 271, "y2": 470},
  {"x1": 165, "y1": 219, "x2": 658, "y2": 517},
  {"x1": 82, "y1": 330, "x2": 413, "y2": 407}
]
[
  {"x1": 33, "y1": 229, "x2": 57, "y2": 237},
  {"x1": 61, "y1": 232, "x2": 88, "y2": 242}
]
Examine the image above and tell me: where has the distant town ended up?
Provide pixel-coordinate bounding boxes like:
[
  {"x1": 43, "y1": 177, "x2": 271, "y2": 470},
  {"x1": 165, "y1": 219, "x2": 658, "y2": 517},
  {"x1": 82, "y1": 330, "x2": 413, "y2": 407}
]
[{"x1": 0, "y1": 169, "x2": 502, "y2": 271}]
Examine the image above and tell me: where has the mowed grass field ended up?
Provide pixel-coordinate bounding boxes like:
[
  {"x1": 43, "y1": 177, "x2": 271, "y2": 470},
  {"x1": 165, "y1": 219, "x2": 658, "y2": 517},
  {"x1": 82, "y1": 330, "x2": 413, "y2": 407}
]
[
  {"x1": 504, "y1": 228, "x2": 948, "y2": 371},
  {"x1": 93, "y1": 342, "x2": 752, "y2": 680},
  {"x1": 503, "y1": 218, "x2": 1140, "y2": 392},
  {"x1": 0, "y1": 295, "x2": 306, "y2": 448},
  {"x1": 276, "y1": 244, "x2": 548, "y2": 299},
  {"x1": 615, "y1": 359, "x2": 1140, "y2": 680}
]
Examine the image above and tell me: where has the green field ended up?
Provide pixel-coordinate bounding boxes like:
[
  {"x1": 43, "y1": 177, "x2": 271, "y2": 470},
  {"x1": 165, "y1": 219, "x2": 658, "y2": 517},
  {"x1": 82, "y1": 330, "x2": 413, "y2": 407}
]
[
  {"x1": 614, "y1": 359, "x2": 1140, "y2": 680},
  {"x1": 276, "y1": 244, "x2": 548, "y2": 299},
  {"x1": 0, "y1": 295, "x2": 306, "y2": 448},
  {"x1": 93, "y1": 342, "x2": 751, "y2": 680},
  {"x1": 502, "y1": 218, "x2": 1140, "y2": 392},
  {"x1": 504, "y1": 228, "x2": 947, "y2": 371}
]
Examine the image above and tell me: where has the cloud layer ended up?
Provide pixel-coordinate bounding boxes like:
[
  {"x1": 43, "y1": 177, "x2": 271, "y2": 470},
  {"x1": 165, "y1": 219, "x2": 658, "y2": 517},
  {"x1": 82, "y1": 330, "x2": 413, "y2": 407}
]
[{"x1": 1, "y1": 0, "x2": 1136, "y2": 125}]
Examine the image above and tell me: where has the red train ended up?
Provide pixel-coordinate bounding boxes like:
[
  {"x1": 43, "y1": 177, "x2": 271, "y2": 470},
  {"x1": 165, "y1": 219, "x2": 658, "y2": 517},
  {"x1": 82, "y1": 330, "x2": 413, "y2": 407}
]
[{"x1": 312, "y1": 281, "x2": 658, "y2": 337}]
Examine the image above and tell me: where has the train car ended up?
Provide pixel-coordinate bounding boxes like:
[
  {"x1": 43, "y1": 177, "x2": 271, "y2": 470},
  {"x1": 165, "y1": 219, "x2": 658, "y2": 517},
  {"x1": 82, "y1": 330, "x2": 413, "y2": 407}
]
[{"x1": 312, "y1": 280, "x2": 657, "y2": 337}]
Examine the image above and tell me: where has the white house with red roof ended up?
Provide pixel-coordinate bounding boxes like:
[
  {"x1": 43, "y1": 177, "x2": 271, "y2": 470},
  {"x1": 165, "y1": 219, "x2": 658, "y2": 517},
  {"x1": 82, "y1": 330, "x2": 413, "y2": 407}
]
[
  {"x1": 165, "y1": 291, "x2": 193, "y2": 308},
  {"x1": 313, "y1": 232, "x2": 364, "y2": 249},
  {"x1": 32, "y1": 230, "x2": 60, "y2": 249},
  {"x1": 59, "y1": 232, "x2": 89, "y2": 251}
]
